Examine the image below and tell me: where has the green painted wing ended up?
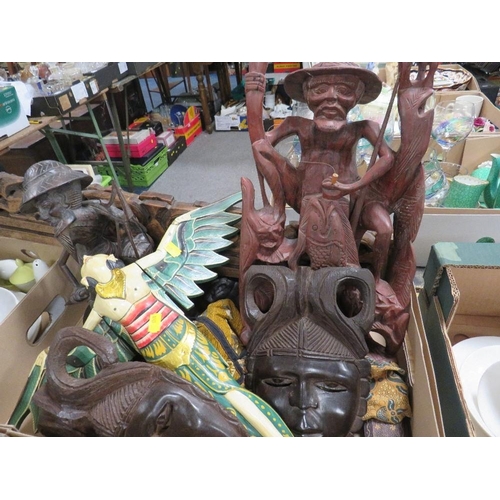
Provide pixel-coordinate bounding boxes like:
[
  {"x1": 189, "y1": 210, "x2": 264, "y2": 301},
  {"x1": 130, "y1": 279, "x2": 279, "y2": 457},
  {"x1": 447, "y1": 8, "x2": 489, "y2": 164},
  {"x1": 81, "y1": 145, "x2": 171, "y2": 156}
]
[{"x1": 140, "y1": 191, "x2": 242, "y2": 310}]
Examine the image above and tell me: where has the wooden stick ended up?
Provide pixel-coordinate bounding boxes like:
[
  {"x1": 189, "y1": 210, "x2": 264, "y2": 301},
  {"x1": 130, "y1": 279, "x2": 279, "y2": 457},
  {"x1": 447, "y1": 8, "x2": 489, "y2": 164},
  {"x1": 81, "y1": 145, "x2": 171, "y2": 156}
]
[{"x1": 350, "y1": 75, "x2": 400, "y2": 233}]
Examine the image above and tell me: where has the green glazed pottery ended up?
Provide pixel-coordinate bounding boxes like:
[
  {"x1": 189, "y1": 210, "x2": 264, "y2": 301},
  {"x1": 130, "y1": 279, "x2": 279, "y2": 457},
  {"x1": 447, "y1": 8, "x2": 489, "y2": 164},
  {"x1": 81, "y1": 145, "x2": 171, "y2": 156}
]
[{"x1": 443, "y1": 175, "x2": 488, "y2": 208}]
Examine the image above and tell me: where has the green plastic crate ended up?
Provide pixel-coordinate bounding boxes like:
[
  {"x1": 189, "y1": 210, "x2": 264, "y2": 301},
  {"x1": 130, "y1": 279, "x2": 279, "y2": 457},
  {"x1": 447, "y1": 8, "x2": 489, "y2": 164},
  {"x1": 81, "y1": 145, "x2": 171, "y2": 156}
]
[{"x1": 97, "y1": 145, "x2": 168, "y2": 187}]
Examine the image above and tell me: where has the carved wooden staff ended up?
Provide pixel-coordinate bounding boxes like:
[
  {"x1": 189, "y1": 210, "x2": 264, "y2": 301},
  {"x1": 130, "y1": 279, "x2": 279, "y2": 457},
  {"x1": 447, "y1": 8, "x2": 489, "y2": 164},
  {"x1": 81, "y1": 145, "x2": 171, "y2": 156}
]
[
  {"x1": 349, "y1": 74, "x2": 400, "y2": 233},
  {"x1": 246, "y1": 62, "x2": 287, "y2": 210}
]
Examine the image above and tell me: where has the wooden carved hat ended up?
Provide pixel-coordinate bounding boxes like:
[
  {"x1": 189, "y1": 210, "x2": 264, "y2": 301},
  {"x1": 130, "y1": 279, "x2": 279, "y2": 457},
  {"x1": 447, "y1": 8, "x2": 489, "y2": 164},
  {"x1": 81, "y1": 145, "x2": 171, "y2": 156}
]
[
  {"x1": 284, "y1": 62, "x2": 382, "y2": 105},
  {"x1": 20, "y1": 160, "x2": 93, "y2": 213}
]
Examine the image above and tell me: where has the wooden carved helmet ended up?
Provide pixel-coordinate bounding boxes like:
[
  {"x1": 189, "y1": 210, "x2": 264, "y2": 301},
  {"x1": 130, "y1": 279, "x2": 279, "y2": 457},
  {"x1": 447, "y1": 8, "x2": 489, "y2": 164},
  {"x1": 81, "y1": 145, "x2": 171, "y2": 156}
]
[{"x1": 20, "y1": 160, "x2": 93, "y2": 214}]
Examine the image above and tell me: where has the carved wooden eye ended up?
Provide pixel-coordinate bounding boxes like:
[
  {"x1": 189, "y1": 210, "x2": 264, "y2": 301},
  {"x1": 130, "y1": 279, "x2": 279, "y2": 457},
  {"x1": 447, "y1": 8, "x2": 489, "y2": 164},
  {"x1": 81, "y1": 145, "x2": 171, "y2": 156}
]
[
  {"x1": 263, "y1": 377, "x2": 293, "y2": 387},
  {"x1": 154, "y1": 403, "x2": 173, "y2": 435},
  {"x1": 315, "y1": 381, "x2": 347, "y2": 392},
  {"x1": 336, "y1": 279, "x2": 363, "y2": 318},
  {"x1": 335, "y1": 84, "x2": 354, "y2": 97},
  {"x1": 312, "y1": 84, "x2": 330, "y2": 95},
  {"x1": 252, "y1": 276, "x2": 275, "y2": 314}
]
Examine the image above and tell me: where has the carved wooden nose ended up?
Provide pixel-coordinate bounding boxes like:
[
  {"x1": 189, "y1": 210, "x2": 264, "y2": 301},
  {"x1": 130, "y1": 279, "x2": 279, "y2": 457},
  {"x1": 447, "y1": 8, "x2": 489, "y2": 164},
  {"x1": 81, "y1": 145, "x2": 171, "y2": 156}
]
[{"x1": 290, "y1": 380, "x2": 319, "y2": 409}]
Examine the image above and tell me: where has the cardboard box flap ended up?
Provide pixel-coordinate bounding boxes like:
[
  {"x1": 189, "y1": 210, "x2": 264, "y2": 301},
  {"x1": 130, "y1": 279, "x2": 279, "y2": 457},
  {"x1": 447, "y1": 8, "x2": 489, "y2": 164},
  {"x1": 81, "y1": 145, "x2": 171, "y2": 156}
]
[
  {"x1": 436, "y1": 266, "x2": 460, "y2": 327},
  {"x1": 460, "y1": 135, "x2": 500, "y2": 169},
  {"x1": 183, "y1": 106, "x2": 199, "y2": 126},
  {"x1": 405, "y1": 288, "x2": 444, "y2": 436},
  {"x1": 421, "y1": 295, "x2": 474, "y2": 436},
  {"x1": 452, "y1": 267, "x2": 500, "y2": 316},
  {"x1": 423, "y1": 242, "x2": 500, "y2": 299},
  {"x1": 444, "y1": 267, "x2": 500, "y2": 342}
]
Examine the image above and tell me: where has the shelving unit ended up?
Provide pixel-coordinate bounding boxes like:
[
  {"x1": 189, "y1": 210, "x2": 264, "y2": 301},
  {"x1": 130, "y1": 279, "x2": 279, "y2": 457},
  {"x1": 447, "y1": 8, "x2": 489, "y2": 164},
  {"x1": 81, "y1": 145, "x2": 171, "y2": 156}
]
[{"x1": 0, "y1": 63, "x2": 175, "y2": 191}]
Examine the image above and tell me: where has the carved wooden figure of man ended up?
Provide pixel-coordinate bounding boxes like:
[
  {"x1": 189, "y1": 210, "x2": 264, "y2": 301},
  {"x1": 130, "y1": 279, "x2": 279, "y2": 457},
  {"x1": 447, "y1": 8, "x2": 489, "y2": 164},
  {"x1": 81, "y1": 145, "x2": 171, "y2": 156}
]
[
  {"x1": 21, "y1": 161, "x2": 154, "y2": 265},
  {"x1": 20, "y1": 160, "x2": 154, "y2": 302},
  {"x1": 244, "y1": 62, "x2": 394, "y2": 279},
  {"x1": 242, "y1": 62, "x2": 438, "y2": 355}
]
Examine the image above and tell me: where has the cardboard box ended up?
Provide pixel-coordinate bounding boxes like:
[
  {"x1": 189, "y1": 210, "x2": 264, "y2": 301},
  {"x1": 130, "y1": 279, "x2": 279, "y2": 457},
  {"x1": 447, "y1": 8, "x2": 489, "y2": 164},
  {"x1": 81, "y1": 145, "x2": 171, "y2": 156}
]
[
  {"x1": 434, "y1": 90, "x2": 500, "y2": 136},
  {"x1": 215, "y1": 113, "x2": 248, "y2": 131},
  {"x1": 0, "y1": 278, "x2": 441, "y2": 437},
  {"x1": 417, "y1": 242, "x2": 500, "y2": 436},
  {"x1": 416, "y1": 209, "x2": 500, "y2": 267},
  {"x1": 0, "y1": 236, "x2": 87, "y2": 428},
  {"x1": 215, "y1": 100, "x2": 248, "y2": 131},
  {"x1": 0, "y1": 86, "x2": 29, "y2": 138},
  {"x1": 417, "y1": 287, "x2": 475, "y2": 436},
  {"x1": 173, "y1": 106, "x2": 202, "y2": 145},
  {"x1": 266, "y1": 63, "x2": 302, "y2": 73},
  {"x1": 420, "y1": 241, "x2": 500, "y2": 305},
  {"x1": 413, "y1": 134, "x2": 500, "y2": 267},
  {"x1": 157, "y1": 129, "x2": 176, "y2": 148}
]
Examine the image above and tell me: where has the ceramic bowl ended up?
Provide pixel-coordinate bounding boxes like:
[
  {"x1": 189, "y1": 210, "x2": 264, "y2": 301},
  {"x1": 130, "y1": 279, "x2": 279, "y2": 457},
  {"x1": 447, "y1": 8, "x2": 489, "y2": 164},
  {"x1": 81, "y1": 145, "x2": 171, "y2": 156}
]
[
  {"x1": 9, "y1": 263, "x2": 35, "y2": 293},
  {"x1": 0, "y1": 287, "x2": 20, "y2": 323},
  {"x1": 459, "y1": 345, "x2": 500, "y2": 436},
  {"x1": 477, "y1": 360, "x2": 500, "y2": 437},
  {"x1": 0, "y1": 259, "x2": 20, "y2": 280}
]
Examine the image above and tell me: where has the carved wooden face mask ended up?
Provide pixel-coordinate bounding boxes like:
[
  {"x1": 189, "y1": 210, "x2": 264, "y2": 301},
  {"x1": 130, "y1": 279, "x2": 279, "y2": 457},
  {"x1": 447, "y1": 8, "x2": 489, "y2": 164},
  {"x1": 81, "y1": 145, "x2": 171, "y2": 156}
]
[
  {"x1": 243, "y1": 266, "x2": 375, "y2": 436},
  {"x1": 248, "y1": 355, "x2": 368, "y2": 437}
]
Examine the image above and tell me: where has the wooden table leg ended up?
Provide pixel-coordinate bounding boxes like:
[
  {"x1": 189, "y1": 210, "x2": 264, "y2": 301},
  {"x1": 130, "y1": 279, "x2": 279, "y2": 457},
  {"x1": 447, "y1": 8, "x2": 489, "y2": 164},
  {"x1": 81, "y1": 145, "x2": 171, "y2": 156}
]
[
  {"x1": 196, "y1": 73, "x2": 213, "y2": 133},
  {"x1": 234, "y1": 63, "x2": 242, "y2": 85},
  {"x1": 191, "y1": 63, "x2": 214, "y2": 134},
  {"x1": 216, "y1": 62, "x2": 232, "y2": 105}
]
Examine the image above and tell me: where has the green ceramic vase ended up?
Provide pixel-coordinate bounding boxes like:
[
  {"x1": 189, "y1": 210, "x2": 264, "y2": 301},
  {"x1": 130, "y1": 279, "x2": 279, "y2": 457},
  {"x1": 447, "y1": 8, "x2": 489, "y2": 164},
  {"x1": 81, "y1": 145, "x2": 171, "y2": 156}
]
[
  {"x1": 443, "y1": 174, "x2": 488, "y2": 208},
  {"x1": 483, "y1": 154, "x2": 500, "y2": 208}
]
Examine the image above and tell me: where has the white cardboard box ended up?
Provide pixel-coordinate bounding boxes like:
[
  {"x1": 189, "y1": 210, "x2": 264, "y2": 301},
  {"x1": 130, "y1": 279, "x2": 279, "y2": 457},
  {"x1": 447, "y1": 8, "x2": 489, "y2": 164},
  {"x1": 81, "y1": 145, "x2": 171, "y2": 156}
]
[
  {"x1": 214, "y1": 113, "x2": 248, "y2": 131},
  {"x1": 0, "y1": 85, "x2": 29, "y2": 139}
]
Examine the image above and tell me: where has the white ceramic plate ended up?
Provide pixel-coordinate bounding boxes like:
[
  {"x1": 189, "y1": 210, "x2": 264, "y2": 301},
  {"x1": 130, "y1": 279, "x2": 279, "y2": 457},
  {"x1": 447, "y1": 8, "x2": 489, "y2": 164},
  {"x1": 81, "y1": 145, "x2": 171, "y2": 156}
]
[
  {"x1": 452, "y1": 336, "x2": 500, "y2": 372},
  {"x1": 410, "y1": 67, "x2": 472, "y2": 90},
  {"x1": 477, "y1": 360, "x2": 500, "y2": 437},
  {"x1": 459, "y1": 345, "x2": 500, "y2": 436}
]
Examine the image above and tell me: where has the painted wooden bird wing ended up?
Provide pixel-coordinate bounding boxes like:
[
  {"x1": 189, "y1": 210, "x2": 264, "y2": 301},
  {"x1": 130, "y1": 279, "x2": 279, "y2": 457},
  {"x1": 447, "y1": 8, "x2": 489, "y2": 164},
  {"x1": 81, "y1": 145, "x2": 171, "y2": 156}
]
[{"x1": 139, "y1": 191, "x2": 242, "y2": 311}]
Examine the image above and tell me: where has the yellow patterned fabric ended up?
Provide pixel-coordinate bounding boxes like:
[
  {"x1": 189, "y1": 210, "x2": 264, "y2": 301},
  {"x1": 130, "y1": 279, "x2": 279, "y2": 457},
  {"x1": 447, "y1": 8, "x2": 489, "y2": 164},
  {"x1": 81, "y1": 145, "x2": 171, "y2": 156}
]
[
  {"x1": 363, "y1": 353, "x2": 412, "y2": 424},
  {"x1": 194, "y1": 299, "x2": 246, "y2": 383}
]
